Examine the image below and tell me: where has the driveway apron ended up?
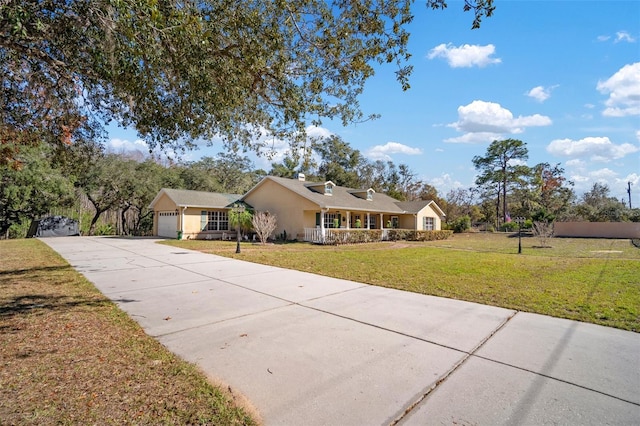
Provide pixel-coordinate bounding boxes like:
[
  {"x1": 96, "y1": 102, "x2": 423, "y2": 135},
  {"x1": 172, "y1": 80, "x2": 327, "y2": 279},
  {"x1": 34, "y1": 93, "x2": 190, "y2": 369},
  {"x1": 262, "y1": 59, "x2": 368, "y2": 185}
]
[{"x1": 42, "y1": 237, "x2": 640, "y2": 425}]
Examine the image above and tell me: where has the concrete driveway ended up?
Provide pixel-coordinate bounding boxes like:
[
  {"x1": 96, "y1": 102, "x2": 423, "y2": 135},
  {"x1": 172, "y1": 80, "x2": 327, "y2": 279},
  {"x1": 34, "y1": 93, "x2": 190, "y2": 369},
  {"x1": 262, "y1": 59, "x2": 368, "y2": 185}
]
[{"x1": 42, "y1": 236, "x2": 640, "y2": 425}]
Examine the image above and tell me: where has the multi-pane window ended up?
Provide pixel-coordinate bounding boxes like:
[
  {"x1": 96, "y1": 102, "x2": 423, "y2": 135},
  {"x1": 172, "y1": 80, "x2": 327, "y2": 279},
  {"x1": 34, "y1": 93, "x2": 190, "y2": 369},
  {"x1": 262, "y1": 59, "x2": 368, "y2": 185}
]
[
  {"x1": 368, "y1": 215, "x2": 376, "y2": 229},
  {"x1": 324, "y1": 213, "x2": 339, "y2": 228},
  {"x1": 424, "y1": 217, "x2": 434, "y2": 231},
  {"x1": 203, "y1": 210, "x2": 229, "y2": 231}
]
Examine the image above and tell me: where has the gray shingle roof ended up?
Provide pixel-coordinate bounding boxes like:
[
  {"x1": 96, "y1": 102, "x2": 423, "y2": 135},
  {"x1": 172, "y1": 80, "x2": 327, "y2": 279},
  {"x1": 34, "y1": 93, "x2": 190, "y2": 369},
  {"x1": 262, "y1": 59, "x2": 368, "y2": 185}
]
[
  {"x1": 247, "y1": 176, "x2": 406, "y2": 213},
  {"x1": 395, "y1": 200, "x2": 433, "y2": 213},
  {"x1": 154, "y1": 188, "x2": 242, "y2": 208}
]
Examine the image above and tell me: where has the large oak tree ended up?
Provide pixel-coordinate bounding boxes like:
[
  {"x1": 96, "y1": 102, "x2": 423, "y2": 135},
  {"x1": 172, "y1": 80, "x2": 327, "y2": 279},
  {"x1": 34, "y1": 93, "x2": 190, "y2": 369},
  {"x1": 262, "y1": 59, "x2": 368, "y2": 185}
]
[{"x1": 1, "y1": 0, "x2": 494, "y2": 165}]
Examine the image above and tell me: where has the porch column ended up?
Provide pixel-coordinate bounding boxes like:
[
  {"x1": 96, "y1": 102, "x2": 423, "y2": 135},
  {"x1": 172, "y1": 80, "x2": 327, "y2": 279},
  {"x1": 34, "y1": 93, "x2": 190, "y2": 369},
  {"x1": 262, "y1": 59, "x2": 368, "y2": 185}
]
[
  {"x1": 346, "y1": 211, "x2": 350, "y2": 229},
  {"x1": 380, "y1": 213, "x2": 384, "y2": 229},
  {"x1": 367, "y1": 212, "x2": 370, "y2": 229},
  {"x1": 320, "y1": 208, "x2": 327, "y2": 242}
]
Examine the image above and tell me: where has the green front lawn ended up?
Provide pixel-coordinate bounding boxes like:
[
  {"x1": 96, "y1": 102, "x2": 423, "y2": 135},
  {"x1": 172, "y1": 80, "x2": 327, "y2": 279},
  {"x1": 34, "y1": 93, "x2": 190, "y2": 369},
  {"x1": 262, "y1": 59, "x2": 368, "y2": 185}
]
[{"x1": 164, "y1": 233, "x2": 640, "y2": 332}]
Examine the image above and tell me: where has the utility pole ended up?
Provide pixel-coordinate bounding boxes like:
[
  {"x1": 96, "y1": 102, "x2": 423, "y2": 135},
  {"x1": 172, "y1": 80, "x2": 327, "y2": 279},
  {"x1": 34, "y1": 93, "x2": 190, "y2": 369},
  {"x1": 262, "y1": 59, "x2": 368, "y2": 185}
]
[{"x1": 628, "y1": 182, "x2": 632, "y2": 209}]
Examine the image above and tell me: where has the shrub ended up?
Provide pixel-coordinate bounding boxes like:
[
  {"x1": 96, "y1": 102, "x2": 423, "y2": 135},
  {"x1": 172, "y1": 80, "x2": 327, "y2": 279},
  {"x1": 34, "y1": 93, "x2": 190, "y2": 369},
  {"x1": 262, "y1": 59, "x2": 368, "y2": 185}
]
[
  {"x1": 252, "y1": 211, "x2": 277, "y2": 244},
  {"x1": 328, "y1": 229, "x2": 382, "y2": 245},
  {"x1": 450, "y1": 216, "x2": 471, "y2": 233},
  {"x1": 500, "y1": 222, "x2": 519, "y2": 232}
]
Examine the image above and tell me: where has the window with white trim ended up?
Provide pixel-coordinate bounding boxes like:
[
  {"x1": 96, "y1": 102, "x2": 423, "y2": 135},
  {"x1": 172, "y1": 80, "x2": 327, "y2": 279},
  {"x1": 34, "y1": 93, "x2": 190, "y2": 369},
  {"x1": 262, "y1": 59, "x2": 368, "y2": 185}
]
[
  {"x1": 324, "y1": 183, "x2": 333, "y2": 195},
  {"x1": 324, "y1": 213, "x2": 339, "y2": 228},
  {"x1": 204, "y1": 210, "x2": 229, "y2": 231},
  {"x1": 423, "y1": 217, "x2": 434, "y2": 230}
]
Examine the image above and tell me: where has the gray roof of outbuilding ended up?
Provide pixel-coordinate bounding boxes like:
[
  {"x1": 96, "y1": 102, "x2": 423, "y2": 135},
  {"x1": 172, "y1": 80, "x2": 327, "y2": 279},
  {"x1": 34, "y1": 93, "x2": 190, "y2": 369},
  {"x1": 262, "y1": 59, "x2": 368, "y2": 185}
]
[
  {"x1": 396, "y1": 200, "x2": 446, "y2": 216},
  {"x1": 245, "y1": 176, "x2": 406, "y2": 213},
  {"x1": 151, "y1": 188, "x2": 243, "y2": 209},
  {"x1": 395, "y1": 200, "x2": 433, "y2": 213}
]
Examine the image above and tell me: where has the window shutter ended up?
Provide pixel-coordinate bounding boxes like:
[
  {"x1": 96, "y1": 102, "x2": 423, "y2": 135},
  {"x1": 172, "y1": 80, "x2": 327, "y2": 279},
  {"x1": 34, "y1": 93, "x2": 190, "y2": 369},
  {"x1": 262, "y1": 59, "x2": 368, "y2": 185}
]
[
  {"x1": 315, "y1": 212, "x2": 320, "y2": 226},
  {"x1": 201, "y1": 211, "x2": 207, "y2": 231}
]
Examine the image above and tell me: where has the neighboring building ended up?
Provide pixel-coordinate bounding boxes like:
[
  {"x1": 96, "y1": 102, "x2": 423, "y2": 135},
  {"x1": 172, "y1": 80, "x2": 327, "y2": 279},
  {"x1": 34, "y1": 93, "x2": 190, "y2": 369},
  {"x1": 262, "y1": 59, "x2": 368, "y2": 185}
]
[
  {"x1": 241, "y1": 175, "x2": 445, "y2": 242},
  {"x1": 149, "y1": 188, "x2": 243, "y2": 239},
  {"x1": 150, "y1": 176, "x2": 446, "y2": 241}
]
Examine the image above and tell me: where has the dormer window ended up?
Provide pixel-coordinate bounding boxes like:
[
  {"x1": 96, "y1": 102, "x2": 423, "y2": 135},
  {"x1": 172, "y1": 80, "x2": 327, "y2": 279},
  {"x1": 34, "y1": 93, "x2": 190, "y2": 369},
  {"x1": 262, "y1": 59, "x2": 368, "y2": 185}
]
[
  {"x1": 324, "y1": 183, "x2": 333, "y2": 195},
  {"x1": 349, "y1": 188, "x2": 375, "y2": 200},
  {"x1": 305, "y1": 180, "x2": 336, "y2": 195}
]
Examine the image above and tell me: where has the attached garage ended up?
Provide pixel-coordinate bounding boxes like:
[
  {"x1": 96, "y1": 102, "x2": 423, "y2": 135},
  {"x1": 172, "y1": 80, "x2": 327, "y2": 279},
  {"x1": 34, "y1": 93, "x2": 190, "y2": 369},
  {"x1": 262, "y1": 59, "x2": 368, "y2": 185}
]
[
  {"x1": 157, "y1": 211, "x2": 178, "y2": 238},
  {"x1": 149, "y1": 188, "x2": 244, "y2": 240}
]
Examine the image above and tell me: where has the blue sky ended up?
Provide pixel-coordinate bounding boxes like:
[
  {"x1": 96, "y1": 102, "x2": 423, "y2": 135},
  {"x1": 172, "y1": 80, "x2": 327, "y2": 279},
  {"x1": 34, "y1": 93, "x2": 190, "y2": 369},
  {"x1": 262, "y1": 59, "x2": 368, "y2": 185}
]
[{"x1": 108, "y1": 1, "x2": 640, "y2": 206}]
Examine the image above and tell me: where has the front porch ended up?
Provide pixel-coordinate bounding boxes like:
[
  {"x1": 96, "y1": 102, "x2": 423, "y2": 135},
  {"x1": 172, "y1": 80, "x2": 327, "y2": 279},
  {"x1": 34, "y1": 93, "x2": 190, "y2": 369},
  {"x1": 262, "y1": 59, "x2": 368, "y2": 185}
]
[{"x1": 303, "y1": 209, "x2": 404, "y2": 244}]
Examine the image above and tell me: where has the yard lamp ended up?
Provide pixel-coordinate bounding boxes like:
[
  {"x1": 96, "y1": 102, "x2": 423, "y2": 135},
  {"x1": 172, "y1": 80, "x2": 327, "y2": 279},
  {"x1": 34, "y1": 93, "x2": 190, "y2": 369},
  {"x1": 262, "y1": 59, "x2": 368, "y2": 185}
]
[
  {"x1": 514, "y1": 217, "x2": 525, "y2": 254},
  {"x1": 232, "y1": 203, "x2": 246, "y2": 254}
]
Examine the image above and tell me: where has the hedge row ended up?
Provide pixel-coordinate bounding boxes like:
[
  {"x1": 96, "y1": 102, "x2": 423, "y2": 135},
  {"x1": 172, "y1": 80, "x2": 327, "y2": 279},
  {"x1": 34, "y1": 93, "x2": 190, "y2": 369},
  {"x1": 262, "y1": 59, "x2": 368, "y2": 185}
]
[
  {"x1": 385, "y1": 229, "x2": 453, "y2": 242},
  {"x1": 326, "y1": 230, "x2": 382, "y2": 245},
  {"x1": 326, "y1": 229, "x2": 453, "y2": 245}
]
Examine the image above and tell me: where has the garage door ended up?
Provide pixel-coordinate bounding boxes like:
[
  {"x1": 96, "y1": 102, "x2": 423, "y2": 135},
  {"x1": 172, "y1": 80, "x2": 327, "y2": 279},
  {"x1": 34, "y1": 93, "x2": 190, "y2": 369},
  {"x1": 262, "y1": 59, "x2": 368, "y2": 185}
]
[{"x1": 157, "y1": 211, "x2": 178, "y2": 238}]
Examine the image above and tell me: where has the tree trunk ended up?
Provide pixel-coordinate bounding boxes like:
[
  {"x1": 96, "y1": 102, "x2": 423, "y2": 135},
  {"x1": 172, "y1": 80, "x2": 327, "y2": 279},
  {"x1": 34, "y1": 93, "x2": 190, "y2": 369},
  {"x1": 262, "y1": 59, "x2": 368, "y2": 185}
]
[
  {"x1": 502, "y1": 172, "x2": 508, "y2": 225},
  {"x1": 88, "y1": 211, "x2": 103, "y2": 236}
]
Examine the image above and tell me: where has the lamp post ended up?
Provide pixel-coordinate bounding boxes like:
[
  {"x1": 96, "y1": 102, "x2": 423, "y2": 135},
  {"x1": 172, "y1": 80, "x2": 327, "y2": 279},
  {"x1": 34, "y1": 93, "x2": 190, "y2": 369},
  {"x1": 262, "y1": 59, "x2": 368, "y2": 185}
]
[
  {"x1": 514, "y1": 217, "x2": 525, "y2": 254},
  {"x1": 232, "y1": 204, "x2": 245, "y2": 254}
]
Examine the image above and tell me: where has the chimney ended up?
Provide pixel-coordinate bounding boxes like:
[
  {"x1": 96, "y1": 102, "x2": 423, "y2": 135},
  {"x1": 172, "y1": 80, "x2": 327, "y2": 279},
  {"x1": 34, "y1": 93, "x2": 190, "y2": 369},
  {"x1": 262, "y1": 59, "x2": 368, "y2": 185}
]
[{"x1": 296, "y1": 173, "x2": 305, "y2": 181}]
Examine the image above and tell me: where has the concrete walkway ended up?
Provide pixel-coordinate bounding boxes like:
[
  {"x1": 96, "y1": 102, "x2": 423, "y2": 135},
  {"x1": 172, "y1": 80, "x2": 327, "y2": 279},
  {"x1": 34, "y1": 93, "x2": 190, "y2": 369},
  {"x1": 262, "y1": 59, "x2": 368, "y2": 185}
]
[{"x1": 42, "y1": 236, "x2": 640, "y2": 425}]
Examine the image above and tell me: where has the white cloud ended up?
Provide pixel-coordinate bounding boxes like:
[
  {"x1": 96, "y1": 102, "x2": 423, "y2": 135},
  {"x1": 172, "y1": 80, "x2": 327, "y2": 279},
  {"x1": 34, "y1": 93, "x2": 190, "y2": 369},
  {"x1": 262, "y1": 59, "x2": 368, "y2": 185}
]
[
  {"x1": 546, "y1": 136, "x2": 639, "y2": 162},
  {"x1": 107, "y1": 138, "x2": 148, "y2": 151},
  {"x1": 305, "y1": 125, "x2": 333, "y2": 140},
  {"x1": 444, "y1": 132, "x2": 501, "y2": 144},
  {"x1": 427, "y1": 43, "x2": 501, "y2": 68},
  {"x1": 367, "y1": 142, "x2": 423, "y2": 160},
  {"x1": 597, "y1": 35, "x2": 611, "y2": 42},
  {"x1": 445, "y1": 100, "x2": 552, "y2": 143},
  {"x1": 596, "y1": 62, "x2": 640, "y2": 117},
  {"x1": 526, "y1": 85, "x2": 558, "y2": 102},
  {"x1": 565, "y1": 159, "x2": 585, "y2": 167},
  {"x1": 590, "y1": 168, "x2": 618, "y2": 179},
  {"x1": 427, "y1": 173, "x2": 464, "y2": 195},
  {"x1": 615, "y1": 31, "x2": 636, "y2": 43}
]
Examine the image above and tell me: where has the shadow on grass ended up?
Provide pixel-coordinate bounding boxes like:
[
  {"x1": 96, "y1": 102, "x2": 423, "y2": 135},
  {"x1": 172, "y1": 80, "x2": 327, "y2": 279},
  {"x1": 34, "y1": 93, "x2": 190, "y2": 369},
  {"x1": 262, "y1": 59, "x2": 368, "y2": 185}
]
[
  {"x1": 0, "y1": 265, "x2": 73, "y2": 277},
  {"x1": 0, "y1": 293, "x2": 109, "y2": 318}
]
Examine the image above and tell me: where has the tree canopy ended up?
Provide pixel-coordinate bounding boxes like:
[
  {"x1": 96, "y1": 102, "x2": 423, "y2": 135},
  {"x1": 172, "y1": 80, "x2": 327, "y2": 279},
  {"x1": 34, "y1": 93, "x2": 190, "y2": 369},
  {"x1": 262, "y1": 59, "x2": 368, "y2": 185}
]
[{"x1": 1, "y1": 0, "x2": 494, "y2": 165}]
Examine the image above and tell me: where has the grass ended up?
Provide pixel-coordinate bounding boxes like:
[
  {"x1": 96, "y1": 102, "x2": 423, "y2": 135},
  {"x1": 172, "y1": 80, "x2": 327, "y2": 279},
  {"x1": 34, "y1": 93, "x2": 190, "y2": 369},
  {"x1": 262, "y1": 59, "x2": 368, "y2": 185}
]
[
  {"x1": 0, "y1": 239, "x2": 258, "y2": 425},
  {"x1": 163, "y1": 233, "x2": 640, "y2": 332}
]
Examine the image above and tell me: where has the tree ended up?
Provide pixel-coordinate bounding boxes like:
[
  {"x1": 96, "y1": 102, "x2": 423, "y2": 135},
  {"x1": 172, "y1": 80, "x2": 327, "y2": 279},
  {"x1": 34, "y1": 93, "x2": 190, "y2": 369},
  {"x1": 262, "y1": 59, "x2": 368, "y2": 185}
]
[
  {"x1": 0, "y1": 145, "x2": 74, "y2": 236},
  {"x1": 228, "y1": 204, "x2": 253, "y2": 238},
  {"x1": 445, "y1": 187, "x2": 480, "y2": 226},
  {"x1": 252, "y1": 211, "x2": 278, "y2": 244},
  {"x1": 269, "y1": 156, "x2": 300, "y2": 179},
  {"x1": 315, "y1": 135, "x2": 364, "y2": 188},
  {"x1": 473, "y1": 139, "x2": 529, "y2": 226},
  {"x1": 530, "y1": 162, "x2": 574, "y2": 220},
  {"x1": 1, "y1": 0, "x2": 494, "y2": 163},
  {"x1": 574, "y1": 183, "x2": 629, "y2": 222}
]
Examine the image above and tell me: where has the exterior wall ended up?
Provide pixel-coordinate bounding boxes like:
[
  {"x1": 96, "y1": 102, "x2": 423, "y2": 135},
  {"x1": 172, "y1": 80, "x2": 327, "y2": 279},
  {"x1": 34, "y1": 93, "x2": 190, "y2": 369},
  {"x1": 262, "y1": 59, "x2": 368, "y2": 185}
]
[
  {"x1": 152, "y1": 193, "x2": 178, "y2": 235},
  {"x1": 183, "y1": 207, "x2": 237, "y2": 240},
  {"x1": 415, "y1": 205, "x2": 443, "y2": 231},
  {"x1": 397, "y1": 214, "x2": 416, "y2": 230},
  {"x1": 244, "y1": 179, "x2": 318, "y2": 240},
  {"x1": 554, "y1": 222, "x2": 640, "y2": 238}
]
